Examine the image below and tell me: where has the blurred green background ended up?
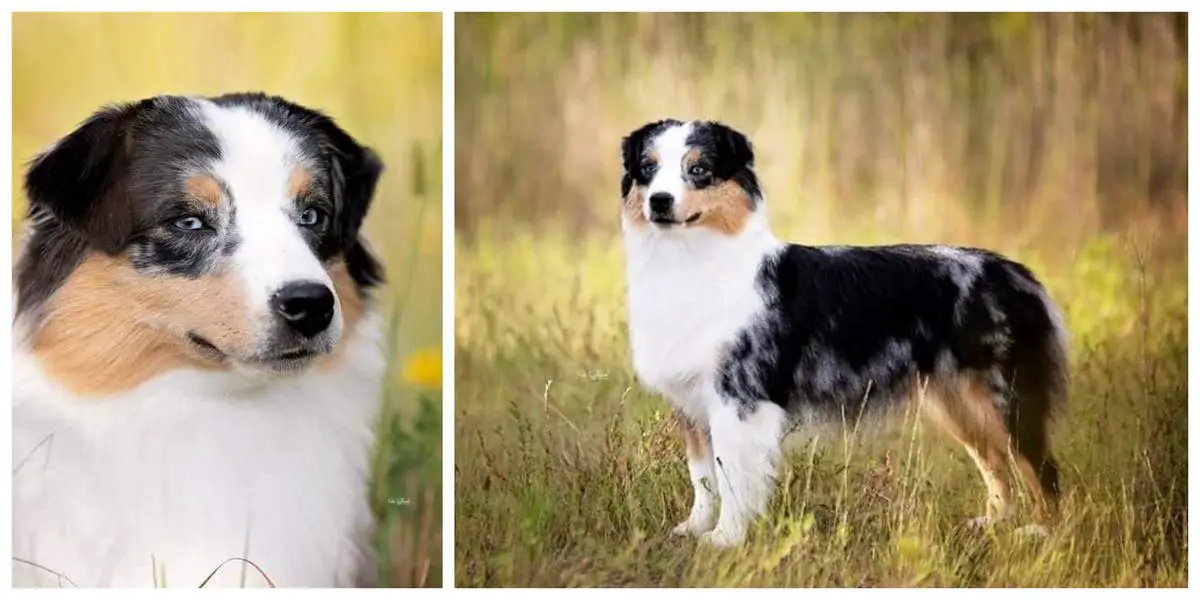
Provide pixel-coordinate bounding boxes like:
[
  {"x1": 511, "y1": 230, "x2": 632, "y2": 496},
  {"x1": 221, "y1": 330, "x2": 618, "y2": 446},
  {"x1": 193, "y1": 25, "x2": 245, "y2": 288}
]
[
  {"x1": 13, "y1": 13, "x2": 443, "y2": 587},
  {"x1": 455, "y1": 13, "x2": 1187, "y2": 587}
]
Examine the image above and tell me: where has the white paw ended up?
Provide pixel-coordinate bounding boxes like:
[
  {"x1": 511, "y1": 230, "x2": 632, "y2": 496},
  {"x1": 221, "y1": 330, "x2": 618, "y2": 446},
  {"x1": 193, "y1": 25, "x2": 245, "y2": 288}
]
[
  {"x1": 965, "y1": 515, "x2": 999, "y2": 529},
  {"x1": 1014, "y1": 524, "x2": 1050, "y2": 538},
  {"x1": 700, "y1": 525, "x2": 745, "y2": 548},
  {"x1": 671, "y1": 516, "x2": 715, "y2": 537}
]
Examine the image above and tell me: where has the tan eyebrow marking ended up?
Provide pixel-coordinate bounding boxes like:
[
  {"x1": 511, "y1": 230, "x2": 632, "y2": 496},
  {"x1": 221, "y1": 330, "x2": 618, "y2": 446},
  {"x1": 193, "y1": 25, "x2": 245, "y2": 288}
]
[
  {"x1": 184, "y1": 174, "x2": 225, "y2": 207},
  {"x1": 289, "y1": 167, "x2": 313, "y2": 199}
]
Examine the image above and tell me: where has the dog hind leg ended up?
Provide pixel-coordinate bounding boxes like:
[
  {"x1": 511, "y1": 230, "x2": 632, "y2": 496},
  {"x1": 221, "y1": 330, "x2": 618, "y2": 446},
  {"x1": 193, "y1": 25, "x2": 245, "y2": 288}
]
[{"x1": 920, "y1": 375, "x2": 1017, "y2": 527}]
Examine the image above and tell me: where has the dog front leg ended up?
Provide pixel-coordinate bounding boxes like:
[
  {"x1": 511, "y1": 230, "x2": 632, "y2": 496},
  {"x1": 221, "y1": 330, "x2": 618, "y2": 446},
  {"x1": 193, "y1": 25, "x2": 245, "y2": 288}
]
[
  {"x1": 672, "y1": 409, "x2": 718, "y2": 536},
  {"x1": 702, "y1": 396, "x2": 788, "y2": 547}
]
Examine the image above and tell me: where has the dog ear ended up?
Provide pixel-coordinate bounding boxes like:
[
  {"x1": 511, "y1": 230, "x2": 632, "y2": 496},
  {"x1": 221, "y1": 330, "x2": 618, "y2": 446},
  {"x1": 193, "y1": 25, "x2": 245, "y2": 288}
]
[
  {"x1": 310, "y1": 113, "x2": 386, "y2": 288},
  {"x1": 315, "y1": 117, "x2": 384, "y2": 249},
  {"x1": 24, "y1": 103, "x2": 141, "y2": 254},
  {"x1": 707, "y1": 122, "x2": 762, "y2": 202},
  {"x1": 712, "y1": 121, "x2": 755, "y2": 169}
]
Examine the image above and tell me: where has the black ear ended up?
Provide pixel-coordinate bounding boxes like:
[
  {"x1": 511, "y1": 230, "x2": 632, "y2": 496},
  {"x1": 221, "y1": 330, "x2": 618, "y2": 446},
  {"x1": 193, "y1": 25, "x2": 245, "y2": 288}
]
[
  {"x1": 712, "y1": 121, "x2": 755, "y2": 168},
  {"x1": 310, "y1": 114, "x2": 386, "y2": 288},
  {"x1": 315, "y1": 118, "x2": 384, "y2": 249},
  {"x1": 24, "y1": 103, "x2": 139, "y2": 254},
  {"x1": 707, "y1": 122, "x2": 762, "y2": 202}
]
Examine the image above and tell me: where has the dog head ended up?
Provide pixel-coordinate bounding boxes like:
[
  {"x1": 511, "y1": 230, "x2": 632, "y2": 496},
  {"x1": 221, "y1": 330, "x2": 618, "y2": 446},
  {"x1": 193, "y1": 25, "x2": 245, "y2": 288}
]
[
  {"x1": 18, "y1": 93, "x2": 385, "y2": 387},
  {"x1": 620, "y1": 119, "x2": 762, "y2": 235}
]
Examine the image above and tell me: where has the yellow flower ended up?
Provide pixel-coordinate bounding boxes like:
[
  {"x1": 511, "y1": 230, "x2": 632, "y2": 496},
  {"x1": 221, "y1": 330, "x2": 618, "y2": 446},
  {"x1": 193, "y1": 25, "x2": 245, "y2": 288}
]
[{"x1": 399, "y1": 348, "x2": 442, "y2": 389}]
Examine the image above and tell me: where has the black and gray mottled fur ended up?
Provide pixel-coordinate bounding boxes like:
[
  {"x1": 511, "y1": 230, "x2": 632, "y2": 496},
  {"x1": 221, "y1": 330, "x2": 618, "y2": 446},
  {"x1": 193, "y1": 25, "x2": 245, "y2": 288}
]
[{"x1": 719, "y1": 242, "x2": 1069, "y2": 496}]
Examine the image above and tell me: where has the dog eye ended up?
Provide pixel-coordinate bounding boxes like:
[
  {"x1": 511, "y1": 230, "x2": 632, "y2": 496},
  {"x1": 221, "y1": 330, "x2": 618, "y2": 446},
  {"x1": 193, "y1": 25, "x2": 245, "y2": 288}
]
[
  {"x1": 171, "y1": 216, "x2": 208, "y2": 231},
  {"x1": 689, "y1": 165, "x2": 710, "y2": 178},
  {"x1": 639, "y1": 162, "x2": 656, "y2": 179},
  {"x1": 297, "y1": 207, "x2": 327, "y2": 227}
]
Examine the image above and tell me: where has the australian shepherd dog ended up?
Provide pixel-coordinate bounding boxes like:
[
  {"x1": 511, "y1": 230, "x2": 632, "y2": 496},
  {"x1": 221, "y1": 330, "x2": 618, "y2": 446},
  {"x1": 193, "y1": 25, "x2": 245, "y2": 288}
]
[
  {"x1": 620, "y1": 119, "x2": 1068, "y2": 547},
  {"x1": 13, "y1": 93, "x2": 387, "y2": 587}
]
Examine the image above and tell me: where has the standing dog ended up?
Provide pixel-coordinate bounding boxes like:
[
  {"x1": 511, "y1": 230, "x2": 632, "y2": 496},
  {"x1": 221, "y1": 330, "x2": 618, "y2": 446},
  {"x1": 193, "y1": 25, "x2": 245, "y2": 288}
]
[
  {"x1": 13, "y1": 93, "x2": 387, "y2": 586},
  {"x1": 620, "y1": 119, "x2": 1067, "y2": 546}
]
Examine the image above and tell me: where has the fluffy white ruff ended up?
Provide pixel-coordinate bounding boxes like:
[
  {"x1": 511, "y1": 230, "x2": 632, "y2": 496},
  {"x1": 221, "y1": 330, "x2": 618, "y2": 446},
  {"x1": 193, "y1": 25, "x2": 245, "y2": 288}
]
[
  {"x1": 12, "y1": 312, "x2": 386, "y2": 588},
  {"x1": 623, "y1": 212, "x2": 787, "y2": 546}
]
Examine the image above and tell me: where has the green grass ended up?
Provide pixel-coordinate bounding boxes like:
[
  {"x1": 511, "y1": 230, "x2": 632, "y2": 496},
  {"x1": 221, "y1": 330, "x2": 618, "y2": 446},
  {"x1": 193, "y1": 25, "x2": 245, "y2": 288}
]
[
  {"x1": 454, "y1": 14, "x2": 1186, "y2": 586},
  {"x1": 453, "y1": 222, "x2": 1187, "y2": 587}
]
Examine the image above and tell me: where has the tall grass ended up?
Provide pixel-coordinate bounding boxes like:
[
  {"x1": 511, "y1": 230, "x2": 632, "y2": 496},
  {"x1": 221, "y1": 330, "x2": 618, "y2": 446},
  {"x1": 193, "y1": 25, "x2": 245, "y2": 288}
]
[
  {"x1": 454, "y1": 13, "x2": 1187, "y2": 587},
  {"x1": 12, "y1": 13, "x2": 443, "y2": 587}
]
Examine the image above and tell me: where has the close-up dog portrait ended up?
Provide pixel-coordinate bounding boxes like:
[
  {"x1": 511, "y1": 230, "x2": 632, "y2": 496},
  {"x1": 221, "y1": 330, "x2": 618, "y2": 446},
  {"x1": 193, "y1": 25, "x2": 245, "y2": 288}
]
[
  {"x1": 11, "y1": 13, "x2": 443, "y2": 588},
  {"x1": 453, "y1": 13, "x2": 1187, "y2": 588}
]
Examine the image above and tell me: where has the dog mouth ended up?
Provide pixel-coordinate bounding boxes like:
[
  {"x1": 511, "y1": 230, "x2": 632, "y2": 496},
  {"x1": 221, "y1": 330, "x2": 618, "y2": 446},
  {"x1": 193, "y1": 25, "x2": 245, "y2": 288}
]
[
  {"x1": 272, "y1": 348, "x2": 316, "y2": 361},
  {"x1": 188, "y1": 333, "x2": 226, "y2": 360},
  {"x1": 187, "y1": 332, "x2": 323, "y2": 370},
  {"x1": 248, "y1": 346, "x2": 323, "y2": 369},
  {"x1": 650, "y1": 212, "x2": 703, "y2": 227}
]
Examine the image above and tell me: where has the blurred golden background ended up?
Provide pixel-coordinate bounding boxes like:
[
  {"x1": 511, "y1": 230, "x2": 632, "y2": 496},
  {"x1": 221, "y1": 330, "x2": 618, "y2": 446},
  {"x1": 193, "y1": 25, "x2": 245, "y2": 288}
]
[
  {"x1": 456, "y1": 13, "x2": 1186, "y2": 244},
  {"x1": 13, "y1": 13, "x2": 443, "y2": 587},
  {"x1": 455, "y1": 13, "x2": 1187, "y2": 587}
]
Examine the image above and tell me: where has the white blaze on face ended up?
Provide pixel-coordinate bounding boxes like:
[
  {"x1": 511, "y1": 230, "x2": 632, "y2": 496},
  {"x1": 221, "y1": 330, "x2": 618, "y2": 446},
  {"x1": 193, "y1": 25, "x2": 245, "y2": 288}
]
[
  {"x1": 643, "y1": 122, "x2": 693, "y2": 219},
  {"x1": 195, "y1": 100, "x2": 339, "y2": 343}
]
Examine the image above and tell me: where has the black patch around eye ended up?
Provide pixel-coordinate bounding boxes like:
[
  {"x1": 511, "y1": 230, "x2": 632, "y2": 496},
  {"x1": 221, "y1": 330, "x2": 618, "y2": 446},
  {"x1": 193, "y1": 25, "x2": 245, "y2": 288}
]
[
  {"x1": 293, "y1": 194, "x2": 339, "y2": 259},
  {"x1": 685, "y1": 121, "x2": 762, "y2": 203},
  {"x1": 128, "y1": 231, "x2": 224, "y2": 278},
  {"x1": 620, "y1": 118, "x2": 683, "y2": 199},
  {"x1": 130, "y1": 197, "x2": 235, "y2": 277}
]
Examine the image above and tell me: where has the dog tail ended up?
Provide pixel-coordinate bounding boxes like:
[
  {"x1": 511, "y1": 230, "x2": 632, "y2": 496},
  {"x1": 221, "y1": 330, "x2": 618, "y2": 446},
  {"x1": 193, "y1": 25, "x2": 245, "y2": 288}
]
[{"x1": 1002, "y1": 262, "x2": 1069, "y2": 504}]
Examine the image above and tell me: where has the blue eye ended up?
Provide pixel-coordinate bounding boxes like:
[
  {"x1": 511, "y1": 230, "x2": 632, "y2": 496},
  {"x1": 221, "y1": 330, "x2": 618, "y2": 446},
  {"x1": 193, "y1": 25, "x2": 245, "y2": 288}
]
[
  {"x1": 689, "y1": 165, "x2": 710, "y2": 178},
  {"x1": 298, "y1": 207, "x2": 325, "y2": 227},
  {"x1": 639, "y1": 162, "x2": 656, "y2": 179},
  {"x1": 172, "y1": 216, "x2": 207, "y2": 231}
]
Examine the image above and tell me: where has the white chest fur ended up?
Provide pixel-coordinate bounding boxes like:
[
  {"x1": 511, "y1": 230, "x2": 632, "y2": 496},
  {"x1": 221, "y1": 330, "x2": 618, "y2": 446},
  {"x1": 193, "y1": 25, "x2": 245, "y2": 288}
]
[
  {"x1": 622, "y1": 218, "x2": 780, "y2": 420},
  {"x1": 11, "y1": 314, "x2": 386, "y2": 588}
]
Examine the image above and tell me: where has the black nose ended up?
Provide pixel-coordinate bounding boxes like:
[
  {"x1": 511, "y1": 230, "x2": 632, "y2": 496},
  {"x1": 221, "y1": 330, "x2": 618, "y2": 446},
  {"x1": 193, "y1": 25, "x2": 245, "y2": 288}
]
[
  {"x1": 649, "y1": 192, "x2": 674, "y2": 216},
  {"x1": 271, "y1": 282, "x2": 335, "y2": 338}
]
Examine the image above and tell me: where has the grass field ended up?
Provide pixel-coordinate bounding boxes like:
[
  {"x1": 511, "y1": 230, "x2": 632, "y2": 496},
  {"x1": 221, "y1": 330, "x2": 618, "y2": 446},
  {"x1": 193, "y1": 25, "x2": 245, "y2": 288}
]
[
  {"x1": 454, "y1": 221, "x2": 1187, "y2": 588},
  {"x1": 454, "y1": 13, "x2": 1187, "y2": 588},
  {"x1": 12, "y1": 13, "x2": 443, "y2": 587}
]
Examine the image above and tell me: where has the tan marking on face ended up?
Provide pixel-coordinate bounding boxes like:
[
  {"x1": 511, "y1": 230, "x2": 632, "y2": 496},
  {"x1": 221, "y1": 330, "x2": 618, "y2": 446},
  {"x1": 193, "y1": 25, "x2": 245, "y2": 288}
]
[
  {"x1": 680, "y1": 179, "x2": 755, "y2": 236},
  {"x1": 622, "y1": 149, "x2": 661, "y2": 228},
  {"x1": 31, "y1": 252, "x2": 254, "y2": 396},
  {"x1": 317, "y1": 258, "x2": 365, "y2": 371},
  {"x1": 623, "y1": 185, "x2": 647, "y2": 228},
  {"x1": 185, "y1": 174, "x2": 225, "y2": 207},
  {"x1": 678, "y1": 411, "x2": 711, "y2": 462},
  {"x1": 289, "y1": 167, "x2": 313, "y2": 199}
]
